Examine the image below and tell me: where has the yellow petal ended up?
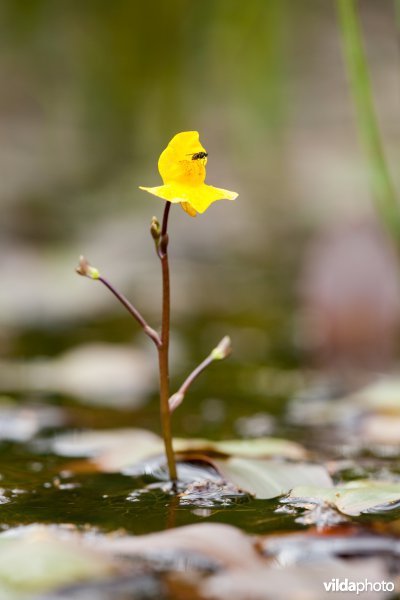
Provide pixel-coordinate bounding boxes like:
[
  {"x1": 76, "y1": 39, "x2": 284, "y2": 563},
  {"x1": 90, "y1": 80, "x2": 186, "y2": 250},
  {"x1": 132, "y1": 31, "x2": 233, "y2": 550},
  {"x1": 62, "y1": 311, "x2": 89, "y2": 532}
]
[
  {"x1": 139, "y1": 184, "x2": 189, "y2": 204},
  {"x1": 158, "y1": 131, "x2": 207, "y2": 186},
  {"x1": 139, "y1": 183, "x2": 237, "y2": 214},
  {"x1": 180, "y1": 183, "x2": 238, "y2": 214}
]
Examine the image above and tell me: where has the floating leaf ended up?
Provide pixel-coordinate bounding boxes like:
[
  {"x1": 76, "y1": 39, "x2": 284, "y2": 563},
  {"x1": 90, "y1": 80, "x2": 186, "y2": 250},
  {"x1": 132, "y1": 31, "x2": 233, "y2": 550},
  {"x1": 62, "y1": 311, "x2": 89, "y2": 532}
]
[
  {"x1": 0, "y1": 525, "x2": 115, "y2": 597},
  {"x1": 289, "y1": 377, "x2": 400, "y2": 429},
  {"x1": 259, "y1": 528, "x2": 400, "y2": 564},
  {"x1": 51, "y1": 428, "x2": 165, "y2": 472},
  {"x1": 95, "y1": 522, "x2": 262, "y2": 571},
  {"x1": 173, "y1": 437, "x2": 307, "y2": 461},
  {"x1": 213, "y1": 458, "x2": 333, "y2": 499},
  {"x1": 51, "y1": 428, "x2": 163, "y2": 459},
  {"x1": 50, "y1": 429, "x2": 307, "y2": 473},
  {"x1": 288, "y1": 480, "x2": 400, "y2": 516},
  {"x1": 202, "y1": 558, "x2": 389, "y2": 600},
  {"x1": 349, "y1": 377, "x2": 400, "y2": 413},
  {"x1": 0, "y1": 403, "x2": 63, "y2": 442},
  {"x1": 360, "y1": 414, "x2": 400, "y2": 445},
  {"x1": 0, "y1": 344, "x2": 155, "y2": 407}
]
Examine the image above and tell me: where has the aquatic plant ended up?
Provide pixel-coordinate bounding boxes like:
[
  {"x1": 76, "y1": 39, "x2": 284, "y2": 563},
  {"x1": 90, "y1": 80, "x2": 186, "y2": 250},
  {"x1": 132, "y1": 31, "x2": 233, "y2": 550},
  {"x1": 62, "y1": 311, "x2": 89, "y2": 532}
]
[{"x1": 76, "y1": 131, "x2": 237, "y2": 484}]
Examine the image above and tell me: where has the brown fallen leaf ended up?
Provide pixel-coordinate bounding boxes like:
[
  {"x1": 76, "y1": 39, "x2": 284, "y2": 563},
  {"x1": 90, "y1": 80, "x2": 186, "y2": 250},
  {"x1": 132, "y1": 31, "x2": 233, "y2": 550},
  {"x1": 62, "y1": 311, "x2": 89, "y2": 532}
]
[
  {"x1": 93, "y1": 523, "x2": 265, "y2": 572},
  {"x1": 202, "y1": 559, "x2": 391, "y2": 600}
]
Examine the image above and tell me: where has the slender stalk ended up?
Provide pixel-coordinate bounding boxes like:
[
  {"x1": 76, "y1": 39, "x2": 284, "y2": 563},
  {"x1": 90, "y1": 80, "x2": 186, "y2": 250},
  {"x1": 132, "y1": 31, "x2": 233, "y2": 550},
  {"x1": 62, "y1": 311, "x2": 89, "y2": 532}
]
[
  {"x1": 169, "y1": 354, "x2": 214, "y2": 413},
  {"x1": 98, "y1": 276, "x2": 161, "y2": 348},
  {"x1": 169, "y1": 335, "x2": 232, "y2": 413},
  {"x1": 157, "y1": 201, "x2": 177, "y2": 483},
  {"x1": 176, "y1": 354, "x2": 214, "y2": 398},
  {"x1": 337, "y1": 0, "x2": 400, "y2": 244}
]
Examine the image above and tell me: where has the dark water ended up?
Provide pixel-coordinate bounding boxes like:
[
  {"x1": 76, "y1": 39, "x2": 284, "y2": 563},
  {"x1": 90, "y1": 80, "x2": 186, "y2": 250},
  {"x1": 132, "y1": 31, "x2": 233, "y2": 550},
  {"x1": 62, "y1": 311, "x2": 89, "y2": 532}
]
[
  {"x1": 2, "y1": 264, "x2": 400, "y2": 543},
  {"x1": 0, "y1": 294, "x2": 307, "y2": 538},
  {"x1": 0, "y1": 360, "x2": 398, "y2": 541},
  {"x1": 0, "y1": 452, "x2": 298, "y2": 536}
]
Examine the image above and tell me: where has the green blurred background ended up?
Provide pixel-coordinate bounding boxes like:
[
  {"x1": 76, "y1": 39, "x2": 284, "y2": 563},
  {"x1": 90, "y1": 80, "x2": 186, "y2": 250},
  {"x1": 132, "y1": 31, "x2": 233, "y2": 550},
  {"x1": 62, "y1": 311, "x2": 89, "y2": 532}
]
[{"x1": 0, "y1": 0, "x2": 399, "y2": 432}]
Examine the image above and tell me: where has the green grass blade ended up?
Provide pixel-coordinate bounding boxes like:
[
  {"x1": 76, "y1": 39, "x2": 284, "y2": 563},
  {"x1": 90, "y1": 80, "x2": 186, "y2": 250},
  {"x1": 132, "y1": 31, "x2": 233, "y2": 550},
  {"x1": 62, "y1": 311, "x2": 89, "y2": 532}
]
[
  {"x1": 337, "y1": 0, "x2": 400, "y2": 242},
  {"x1": 395, "y1": 0, "x2": 400, "y2": 28}
]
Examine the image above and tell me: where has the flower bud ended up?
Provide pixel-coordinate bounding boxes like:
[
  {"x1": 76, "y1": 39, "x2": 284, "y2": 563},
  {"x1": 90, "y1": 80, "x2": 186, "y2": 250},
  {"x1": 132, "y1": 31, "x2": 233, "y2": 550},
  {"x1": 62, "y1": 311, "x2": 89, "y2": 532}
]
[
  {"x1": 210, "y1": 336, "x2": 232, "y2": 361},
  {"x1": 75, "y1": 256, "x2": 100, "y2": 280},
  {"x1": 150, "y1": 216, "x2": 161, "y2": 242}
]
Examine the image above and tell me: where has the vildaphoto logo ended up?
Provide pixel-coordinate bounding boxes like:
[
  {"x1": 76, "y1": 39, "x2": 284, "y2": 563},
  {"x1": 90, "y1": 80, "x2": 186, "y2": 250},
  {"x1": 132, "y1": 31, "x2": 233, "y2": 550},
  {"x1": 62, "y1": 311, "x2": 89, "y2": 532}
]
[{"x1": 323, "y1": 579, "x2": 395, "y2": 594}]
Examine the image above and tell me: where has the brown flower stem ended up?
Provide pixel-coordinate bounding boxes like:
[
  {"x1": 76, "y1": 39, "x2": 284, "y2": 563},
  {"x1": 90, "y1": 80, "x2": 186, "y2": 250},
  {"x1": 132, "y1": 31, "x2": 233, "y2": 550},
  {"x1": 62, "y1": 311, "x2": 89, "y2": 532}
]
[
  {"x1": 157, "y1": 201, "x2": 178, "y2": 484},
  {"x1": 98, "y1": 276, "x2": 161, "y2": 348}
]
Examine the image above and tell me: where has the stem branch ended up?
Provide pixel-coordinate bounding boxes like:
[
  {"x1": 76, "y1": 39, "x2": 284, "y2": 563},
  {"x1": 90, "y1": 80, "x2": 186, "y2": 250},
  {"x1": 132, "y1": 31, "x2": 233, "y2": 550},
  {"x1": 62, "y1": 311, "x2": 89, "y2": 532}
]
[
  {"x1": 169, "y1": 355, "x2": 214, "y2": 413},
  {"x1": 169, "y1": 336, "x2": 232, "y2": 413},
  {"x1": 98, "y1": 276, "x2": 161, "y2": 348}
]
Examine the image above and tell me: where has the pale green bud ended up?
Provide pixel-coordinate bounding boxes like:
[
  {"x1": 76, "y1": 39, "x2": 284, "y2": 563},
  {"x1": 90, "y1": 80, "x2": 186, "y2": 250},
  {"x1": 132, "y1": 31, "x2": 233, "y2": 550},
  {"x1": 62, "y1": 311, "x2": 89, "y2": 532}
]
[
  {"x1": 210, "y1": 336, "x2": 232, "y2": 360},
  {"x1": 75, "y1": 256, "x2": 100, "y2": 280}
]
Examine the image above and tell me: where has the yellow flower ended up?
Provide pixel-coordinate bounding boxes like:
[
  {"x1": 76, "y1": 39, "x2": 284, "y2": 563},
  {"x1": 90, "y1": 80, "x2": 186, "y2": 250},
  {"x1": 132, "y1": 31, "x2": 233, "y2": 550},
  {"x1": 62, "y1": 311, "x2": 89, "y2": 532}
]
[{"x1": 139, "y1": 131, "x2": 238, "y2": 216}]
